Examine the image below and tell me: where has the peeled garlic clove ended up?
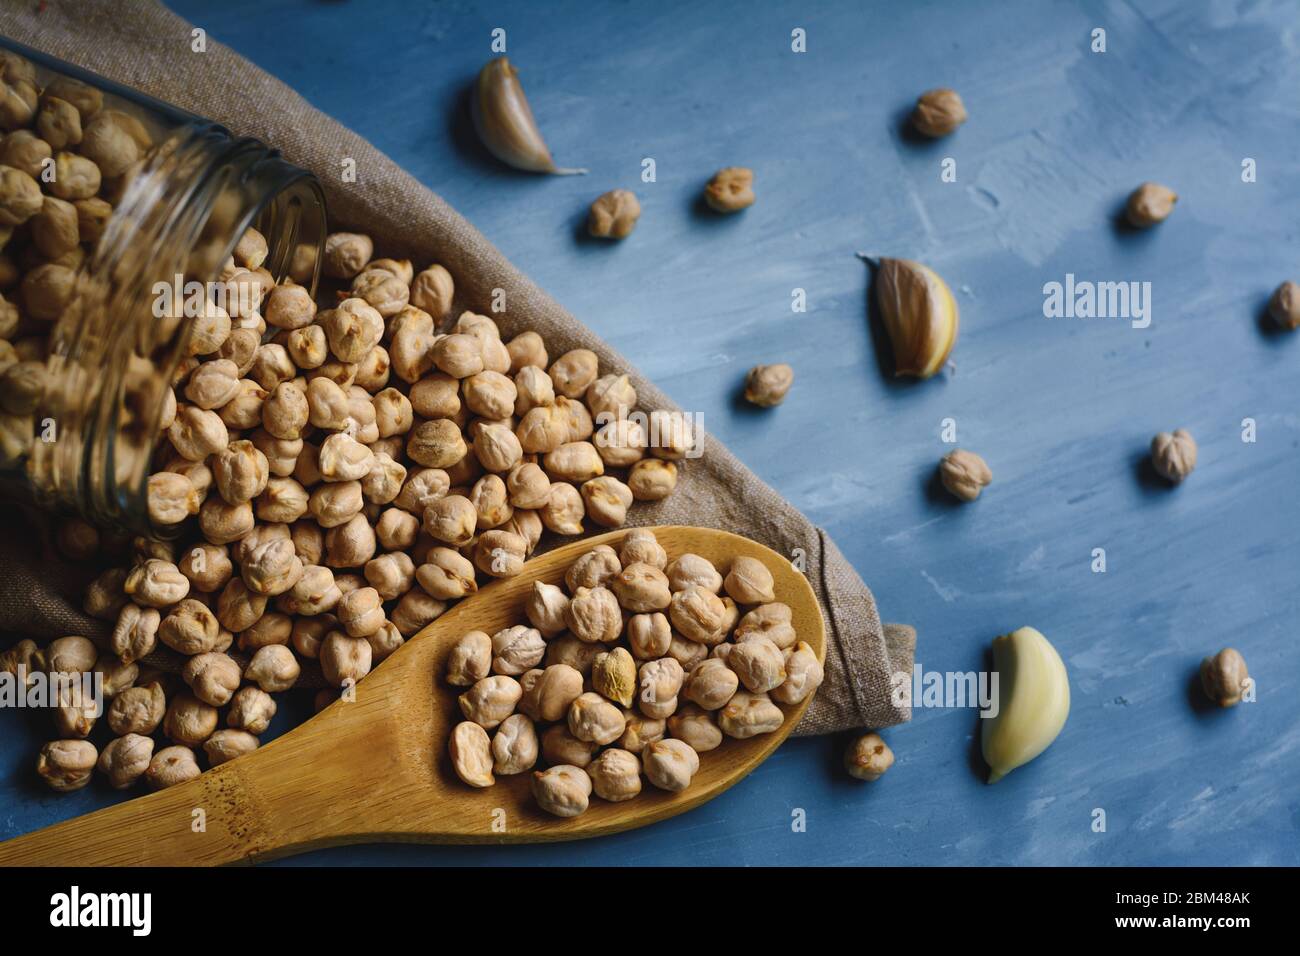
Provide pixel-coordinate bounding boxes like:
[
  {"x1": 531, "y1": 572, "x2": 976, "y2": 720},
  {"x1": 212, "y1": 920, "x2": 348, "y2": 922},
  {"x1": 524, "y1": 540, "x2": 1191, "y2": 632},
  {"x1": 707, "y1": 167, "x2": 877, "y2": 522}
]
[
  {"x1": 982, "y1": 626, "x2": 1070, "y2": 784},
  {"x1": 471, "y1": 58, "x2": 587, "y2": 176},
  {"x1": 873, "y1": 257, "x2": 959, "y2": 378}
]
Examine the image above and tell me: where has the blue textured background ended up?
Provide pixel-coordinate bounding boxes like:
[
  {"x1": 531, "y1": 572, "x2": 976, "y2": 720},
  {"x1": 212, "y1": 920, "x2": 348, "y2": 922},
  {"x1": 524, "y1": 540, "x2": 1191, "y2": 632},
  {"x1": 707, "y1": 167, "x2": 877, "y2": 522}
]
[{"x1": 3, "y1": 0, "x2": 1298, "y2": 866}]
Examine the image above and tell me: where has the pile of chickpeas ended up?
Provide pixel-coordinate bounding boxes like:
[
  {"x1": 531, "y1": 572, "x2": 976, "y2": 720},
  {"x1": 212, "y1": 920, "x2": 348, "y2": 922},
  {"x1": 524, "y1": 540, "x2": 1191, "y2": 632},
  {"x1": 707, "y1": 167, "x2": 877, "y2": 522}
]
[
  {"x1": 444, "y1": 528, "x2": 824, "y2": 816},
  {"x1": 0, "y1": 46, "x2": 702, "y2": 790}
]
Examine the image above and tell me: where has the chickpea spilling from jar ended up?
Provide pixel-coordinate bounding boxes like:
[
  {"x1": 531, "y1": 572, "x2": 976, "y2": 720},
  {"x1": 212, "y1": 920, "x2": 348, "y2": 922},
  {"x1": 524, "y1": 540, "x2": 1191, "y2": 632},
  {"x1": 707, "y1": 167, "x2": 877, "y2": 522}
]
[
  {"x1": 5, "y1": 205, "x2": 703, "y2": 790},
  {"x1": 443, "y1": 528, "x2": 824, "y2": 817}
]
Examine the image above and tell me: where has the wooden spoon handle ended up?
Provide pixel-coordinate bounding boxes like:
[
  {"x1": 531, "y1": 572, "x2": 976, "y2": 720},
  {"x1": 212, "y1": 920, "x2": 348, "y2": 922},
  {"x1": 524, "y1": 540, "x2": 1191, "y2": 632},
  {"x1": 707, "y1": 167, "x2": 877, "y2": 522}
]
[{"x1": 0, "y1": 763, "x2": 273, "y2": 866}]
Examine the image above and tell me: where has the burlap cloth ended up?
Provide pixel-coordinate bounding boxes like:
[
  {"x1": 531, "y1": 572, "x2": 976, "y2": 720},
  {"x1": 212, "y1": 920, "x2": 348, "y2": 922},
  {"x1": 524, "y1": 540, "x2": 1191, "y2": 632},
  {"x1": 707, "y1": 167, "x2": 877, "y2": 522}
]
[{"x1": 0, "y1": 0, "x2": 913, "y2": 734}]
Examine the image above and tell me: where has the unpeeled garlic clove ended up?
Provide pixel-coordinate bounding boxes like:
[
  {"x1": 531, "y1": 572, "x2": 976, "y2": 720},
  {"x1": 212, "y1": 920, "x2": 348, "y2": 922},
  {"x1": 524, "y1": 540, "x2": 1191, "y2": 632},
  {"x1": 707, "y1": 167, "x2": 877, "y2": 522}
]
[
  {"x1": 867, "y1": 256, "x2": 959, "y2": 378},
  {"x1": 470, "y1": 58, "x2": 587, "y2": 175},
  {"x1": 981, "y1": 626, "x2": 1070, "y2": 784}
]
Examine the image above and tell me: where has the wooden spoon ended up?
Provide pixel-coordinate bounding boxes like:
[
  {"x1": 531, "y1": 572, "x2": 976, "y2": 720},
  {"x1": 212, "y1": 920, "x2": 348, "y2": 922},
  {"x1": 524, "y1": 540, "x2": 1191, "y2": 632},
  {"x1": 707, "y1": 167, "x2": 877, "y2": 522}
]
[{"x1": 0, "y1": 526, "x2": 824, "y2": 866}]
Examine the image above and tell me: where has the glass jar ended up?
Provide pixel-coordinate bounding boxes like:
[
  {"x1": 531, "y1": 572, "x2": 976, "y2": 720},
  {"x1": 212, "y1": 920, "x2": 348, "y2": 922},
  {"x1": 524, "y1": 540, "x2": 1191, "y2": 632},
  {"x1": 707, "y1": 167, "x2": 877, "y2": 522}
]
[{"x1": 0, "y1": 37, "x2": 326, "y2": 537}]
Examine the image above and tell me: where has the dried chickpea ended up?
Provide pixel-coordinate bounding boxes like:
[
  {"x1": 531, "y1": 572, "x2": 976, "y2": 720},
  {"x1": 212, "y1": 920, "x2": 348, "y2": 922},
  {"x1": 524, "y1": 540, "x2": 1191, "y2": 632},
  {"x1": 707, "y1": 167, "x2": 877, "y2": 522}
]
[
  {"x1": 725, "y1": 636, "x2": 786, "y2": 693},
  {"x1": 667, "y1": 553, "x2": 723, "y2": 594},
  {"x1": 611, "y1": 562, "x2": 671, "y2": 613},
  {"x1": 469, "y1": 473, "x2": 513, "y2": 528},
  {"x1": 241, "y1": 537, "x2": 305, "y2": 598},
  {"x1": 217, "y1": 578, "x2": 268, "y2": 632},
  {"x1": 643, "y1": 738, "x2": 699, "y2": 792},
  {"x1": 704, "y1": 167, "x2": 755, "y2": 213},
  {"x1": 566, "y1": 545, "x2": 621, "y2": 590},
  {"x1": 565, "y1": 585, "x2": 622, "y2": 643},
  {"x1": 532, "y1": 764, "x2": 591, "y2": 817},
  {"x1": 544, "y1": 633, "x2": 603, "y2": 676},
  {"x1": 627, "y1": 612, "x2": 672, "y2": 660},
  {"x1": 319, "y1": 432, "x2": 375, "y2": 482},
  {"x1": 106, "y1": 681, "x2": 166, "y2": 735},
  {"x1": 668, "y1": 704, "x2": 723, "y2": 752},
  {"x1": 473, "y1": 421, "x2": 523, "y2": 473},
  {"x1": 226, "y1": 686, "x2": 276, "y2": 735},
  {"x1": 336, "y1": 586, "x2": 385, "y2": 637},
  {"x1": 244, "y1": 644, "x2": 301, "y2": 692},
  {"x1": 181, "y1": 652, "x2": 242, "y2": 707},
  {"x1": 125, "y1": 558, "x2": 189, "y2": 608},
  {"x1": 618, "y1": 712, "x2": 666, "y2": 754},
  {"x1": 391, "y1": 589, "x2": 447, "y2": 637},
  {"x1": 669, "y1": 585, "x2": 726, "y2": 644},
  {"x1": 309, "y1": 479, "x2": 364, "y2": 528},
  {"x1": 251, "y1": 427, "x2": 303, "y2": 477},
  {"x1": 416, "y1": 547, "x2": 478, "y2": 600},
  {"x1": 204, "y1": 729, "x2": 259, "y2": 767},
  {"x1": 163, "y1": 693, "x2": 219, "y2": 747},
  {"x1": 410, "y1": 263, "x2": 454, "y2": 318},
  {"x1": 744, "y1": 363, "x2": 793, "y2": 407},
  {"x1": 725, "y1": 555, "x2": 776, "y2": 604},
  {"x1": 212, "y1": 440, "x2": 269, "y2": 504},
  {"x1": 845, "y1": 732, "x2": 894, "y2": 781},
  {"x1": 628, "y1": 458, "x2": 676, "y2": 501},
  {"x1": 580, "y1": 475, "x2": 632, "y2": 527},
  {"x1": 548, "y1": 349, "x2": 599, "y2": 400},
  {"x1": 684, "y1": 657, "x2": 740, "y2": 711},
  {"x1": 450, "y1": 720, "x2": 494, "y2": 788},
  {"x1": 97, "y1": 734, "x2": 154, "y2": 790},
  {"x1": 588, "y1": 189, "x2": 641, "y2": 239},
  {"x1": 424, "y1": 494, "x2": 477, "y2": 546},
  {"x1": 83, "y1": 568, "x2": 129, "y2": 621},
  {"x1": 492, "y1": 712, "x2": 539, "y2": 775},
  {"x1": 49, "y1": 152, "x2": 101, "y2": 201},
  {"x1": 323, "y1": 232, "x2": 373, "y2": 279},
  {"x1": 772, "y1": 641, "x2": 824, "y2": 705},
  {"x1": 619, "y1": 529, "x2": 666, "y2": 570},
  {"x1": 568, "y1": 691, "x2": 626, "y2": 745},
  {"x1": 735, "y1": 603, "x2": 796, "y2": 649},
  {"x1": 1200, "y1": 647, "x2": 1250, "y2": 707},
  {"x1": 168, "y1": 405, "x2": 228, "y2": 460},
  {"x1": 147, "y1": 471, "x2": 201, "y2": 525},
  {"x1": 432, "y1": 333, "x2": 485, "y2": 379},
  {"x1": 351, "y1": 267, "x2": 409, "y2": 318},
  {"x1": 407, "y1": 418, "x2": 467, "y2": 469},
  {"x1": 592, "y1": 646, "x2": 637, "y2": 707},
  {"x1": 587, "y1": 748, "x2": 642, "y2": 803},
  {"x1": 638, "y1": 657, "x2": 685, "y2": 719},
  {"x1": 541, "y1": 725, "x2": 599, "y2": 769},
  {"x1": 262, "y1": 380, "x2": 309, "y2": 440},
  {"x1": 524, "y1": 580, "x2": 569, "y2": 637},
  {"x1": 158, "y1": 599, "x2": 221, "y2": 655},
  {"x1": 199, "y1": 497, "x2": 254, "y2": 546},
  {"x1": 718, "y1": 690, "x2": 784, "y2": 739},
  {"x1": 459, "y1": 674, "x2": 523, "y2": 729},
  {"x1": 110, "y1": 604, "x2": 160, "y2": 664},
  {"x1": 538, "y1": 478, "x2": 585, "y2": 538},
  {"x1": 37, "y1": 739, "x2": 98, "y2": 792},
  {"x1": 489, "y1": 625, "x2": 545, "y2": 676},
  {"x1": 445, "y1": 630, "x2": 492, "y2": 687},
  {"x1": 473, "y1": 529, "x2": 526, "y2": 578},
  {"x1": 518, "y1": 663, "x2": 584, "y2": 723},
  {"x1": 145, "y1": 746, "x2": 201, "y2": 790}
]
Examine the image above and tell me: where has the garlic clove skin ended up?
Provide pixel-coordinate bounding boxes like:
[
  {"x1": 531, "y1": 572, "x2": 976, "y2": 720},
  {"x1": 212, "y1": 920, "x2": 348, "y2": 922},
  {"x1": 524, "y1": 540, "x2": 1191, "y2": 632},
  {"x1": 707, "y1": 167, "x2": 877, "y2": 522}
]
[
  {"x1": 981, "y1": 626, "x2": 1070, "y2": 784},
  {"x1": 471, "y1": 58, "x2": 587, "y2": 176},
  {"x1": 874, "y1": 258, "x2": 959, "y2": 378}
]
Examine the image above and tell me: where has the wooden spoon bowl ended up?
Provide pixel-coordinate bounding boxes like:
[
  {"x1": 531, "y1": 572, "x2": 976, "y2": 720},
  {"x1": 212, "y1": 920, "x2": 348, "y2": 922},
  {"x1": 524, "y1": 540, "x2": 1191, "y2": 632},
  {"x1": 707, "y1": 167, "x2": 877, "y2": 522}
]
[{"x1": 0, "y1": 526, "x2": 825, "y2": 866}]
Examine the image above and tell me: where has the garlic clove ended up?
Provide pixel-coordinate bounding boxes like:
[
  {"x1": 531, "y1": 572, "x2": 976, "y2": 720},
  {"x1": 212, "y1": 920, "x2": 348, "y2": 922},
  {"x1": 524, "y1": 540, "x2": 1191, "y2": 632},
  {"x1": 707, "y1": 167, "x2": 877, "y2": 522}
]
[
  {"x1": 471, "y1": 58, "x2": 587, "y2": 176},
  {"x1": 871, "y1": 257, "x2": 959, "y2": 378},
  {"x1": 981, "y1": 626, "x2": 1070, "y2": 784}
]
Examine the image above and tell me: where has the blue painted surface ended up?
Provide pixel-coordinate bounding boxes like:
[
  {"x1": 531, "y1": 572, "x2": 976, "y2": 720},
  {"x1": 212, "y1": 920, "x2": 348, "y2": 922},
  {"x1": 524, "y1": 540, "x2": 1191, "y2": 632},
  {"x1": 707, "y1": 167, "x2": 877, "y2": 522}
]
[{"x1": 3, "y1": 0, "x2": 1298, "y2": 866}]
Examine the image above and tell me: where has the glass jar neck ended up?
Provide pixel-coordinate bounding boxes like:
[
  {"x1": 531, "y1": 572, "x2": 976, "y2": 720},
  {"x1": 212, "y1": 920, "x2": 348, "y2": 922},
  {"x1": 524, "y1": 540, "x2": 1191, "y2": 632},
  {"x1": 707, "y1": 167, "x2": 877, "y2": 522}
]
[{"x1": 28, "y1": 122, "x2": 325, "y2": 536}]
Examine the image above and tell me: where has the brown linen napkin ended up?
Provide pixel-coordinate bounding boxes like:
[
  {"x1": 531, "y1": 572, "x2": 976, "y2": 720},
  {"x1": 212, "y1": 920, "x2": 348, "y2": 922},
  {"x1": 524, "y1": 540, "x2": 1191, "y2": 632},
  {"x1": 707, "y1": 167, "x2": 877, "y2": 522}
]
[{"x1": 0, "y1": 0, "x2": 914, "y2": 734}]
